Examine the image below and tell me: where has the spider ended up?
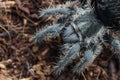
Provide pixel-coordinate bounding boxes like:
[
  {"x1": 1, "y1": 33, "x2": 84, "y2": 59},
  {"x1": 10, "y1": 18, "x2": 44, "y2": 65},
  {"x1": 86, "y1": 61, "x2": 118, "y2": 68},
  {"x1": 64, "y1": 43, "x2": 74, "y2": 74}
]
[{"x1": 34, "y1": 0, "x2": 120, "y2": 75}]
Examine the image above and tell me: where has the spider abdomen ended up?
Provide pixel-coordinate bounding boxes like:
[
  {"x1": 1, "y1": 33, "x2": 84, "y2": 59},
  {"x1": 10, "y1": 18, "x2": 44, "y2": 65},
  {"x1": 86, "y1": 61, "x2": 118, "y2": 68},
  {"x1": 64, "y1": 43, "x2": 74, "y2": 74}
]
[{"x1": 94, "y1": 0, "x2": 120, "y2": 30}]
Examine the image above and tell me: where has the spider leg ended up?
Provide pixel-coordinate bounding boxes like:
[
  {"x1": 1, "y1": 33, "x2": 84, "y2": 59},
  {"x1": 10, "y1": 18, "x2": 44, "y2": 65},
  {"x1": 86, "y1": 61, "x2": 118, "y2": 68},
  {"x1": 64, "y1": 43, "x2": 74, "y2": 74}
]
[
  {"x1": 107, "y1": 35, "x2": 120, "y2": 60},
  {"x1": 52, "y1": 42, "x2": 85, "y2": 75},
  {"x1": 39, "y1": 1, "x2": 80, "y2": 19},
  {"x1": 111, "y1": 39, "x2": 120, "y2": 60},
  {"x1": 40, "y1": 7, "x2": 72, "y2": 19},
  {"x1": 34, "y1": 24, "x2": 63, "y2": 46},
  {"x1": 72, "y1": 44, "x2": 102, "y2": 74}
]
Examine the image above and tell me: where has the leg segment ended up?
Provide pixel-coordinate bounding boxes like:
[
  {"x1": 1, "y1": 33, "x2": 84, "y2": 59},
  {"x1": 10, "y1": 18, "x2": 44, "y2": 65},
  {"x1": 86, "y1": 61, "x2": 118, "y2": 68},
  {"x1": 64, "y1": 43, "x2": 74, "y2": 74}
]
[
  {"x1": 107, "y1": 35, "x2": 120, "y2": 60},
  {"x1": 52, "y1": 42, "x2": 85, "y2": 75},
  {"x1": 72, "y1": 45, "x2": 102, "y2": 74},
  {"x1": 34, "y1": 24, "x2": 62, "y2": 46}
]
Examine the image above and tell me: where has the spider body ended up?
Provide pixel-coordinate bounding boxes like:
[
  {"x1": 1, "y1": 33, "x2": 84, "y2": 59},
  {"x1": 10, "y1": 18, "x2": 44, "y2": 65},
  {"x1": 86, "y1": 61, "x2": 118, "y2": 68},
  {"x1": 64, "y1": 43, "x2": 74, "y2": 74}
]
[{"x1": 34, "y1": 0, "x2": 120, "y2": 75}]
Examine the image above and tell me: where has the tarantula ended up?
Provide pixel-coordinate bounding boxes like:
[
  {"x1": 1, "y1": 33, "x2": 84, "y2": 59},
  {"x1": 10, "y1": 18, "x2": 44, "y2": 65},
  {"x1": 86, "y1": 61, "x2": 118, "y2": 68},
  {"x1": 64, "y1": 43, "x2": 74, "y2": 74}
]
[{"x1": 34, "y1": 0, "x2": 120, "y2": 75}]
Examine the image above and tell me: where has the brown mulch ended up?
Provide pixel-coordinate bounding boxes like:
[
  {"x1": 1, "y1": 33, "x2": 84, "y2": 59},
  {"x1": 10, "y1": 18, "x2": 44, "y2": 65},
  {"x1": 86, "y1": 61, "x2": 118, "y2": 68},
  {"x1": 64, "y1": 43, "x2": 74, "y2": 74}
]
[{"x1": 0, "y1": 0, "x2": 120, "y2": 80}]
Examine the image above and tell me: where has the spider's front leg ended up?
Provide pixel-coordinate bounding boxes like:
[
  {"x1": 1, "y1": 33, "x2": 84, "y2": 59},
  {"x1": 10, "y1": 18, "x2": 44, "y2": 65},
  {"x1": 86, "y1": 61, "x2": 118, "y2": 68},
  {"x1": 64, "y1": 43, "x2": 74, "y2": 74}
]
[
  {"x1": 39, "y1": 1, "x2": 78, "y2": 19},
  {"x1": 34, "y1": 24, "x2": 63, "y2": 46}
]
